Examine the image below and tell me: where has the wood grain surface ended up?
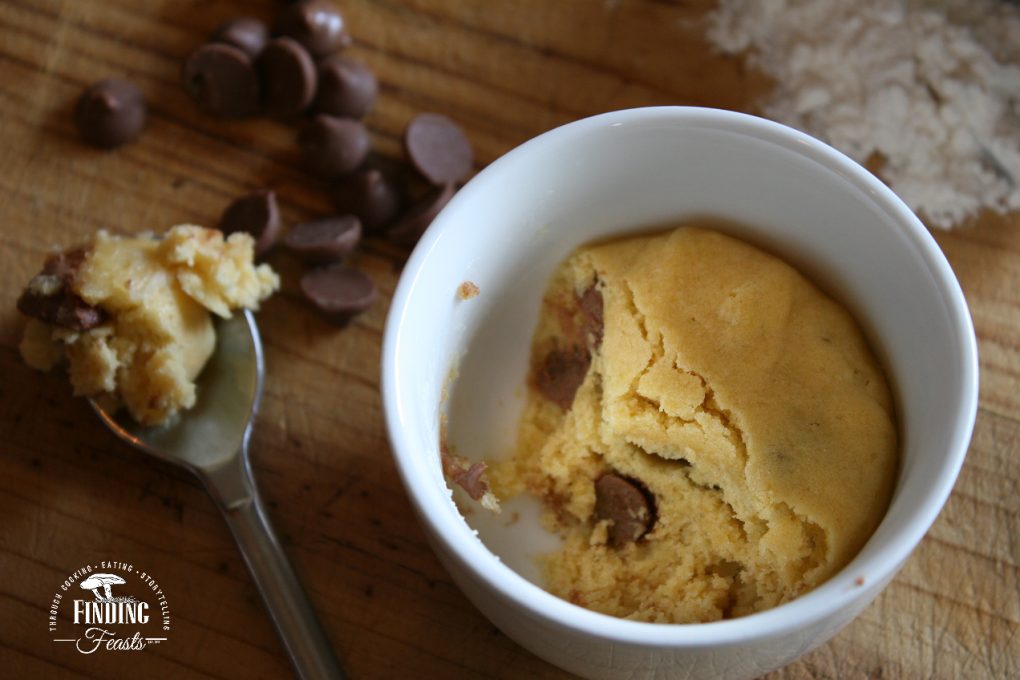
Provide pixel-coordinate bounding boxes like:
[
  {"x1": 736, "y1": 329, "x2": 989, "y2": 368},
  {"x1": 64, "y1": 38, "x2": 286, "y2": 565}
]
[{"x1": 0, "y1": 1, "x2": 1016, "y2": 678}]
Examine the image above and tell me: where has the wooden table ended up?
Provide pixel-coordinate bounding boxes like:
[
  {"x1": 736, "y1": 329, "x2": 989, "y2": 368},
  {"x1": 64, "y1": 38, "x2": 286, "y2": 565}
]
[{"x1": 1, "y1": 1, "x2": 1016, "y2": 678}]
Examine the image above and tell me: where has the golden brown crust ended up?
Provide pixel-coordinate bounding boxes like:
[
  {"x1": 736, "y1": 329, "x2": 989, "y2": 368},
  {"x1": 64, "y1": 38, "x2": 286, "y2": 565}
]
[{"x1": 495, "y1": 226, "x2": 898, "y2": 623}]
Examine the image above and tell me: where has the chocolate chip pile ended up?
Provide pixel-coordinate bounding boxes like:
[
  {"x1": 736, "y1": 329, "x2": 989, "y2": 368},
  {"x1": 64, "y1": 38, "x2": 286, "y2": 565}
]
[
  {"x1": 74, "y1": 0, "x2": 475, "y2": 327},
  {"x1": 185, "y1": 1, "x2": 475, "y2": 325}
]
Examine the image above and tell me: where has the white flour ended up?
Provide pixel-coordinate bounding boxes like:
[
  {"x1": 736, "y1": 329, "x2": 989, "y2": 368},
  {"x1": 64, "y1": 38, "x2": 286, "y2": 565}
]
[{"x1": 707, "y1": 0, "x2": 1020, "y2": 228}]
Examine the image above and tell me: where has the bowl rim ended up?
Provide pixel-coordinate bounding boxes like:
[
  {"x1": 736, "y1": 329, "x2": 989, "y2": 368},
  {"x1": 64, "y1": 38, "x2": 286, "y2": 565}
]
[{"x1": 381, "y1": 106, "x2": 979, "y2": 646}]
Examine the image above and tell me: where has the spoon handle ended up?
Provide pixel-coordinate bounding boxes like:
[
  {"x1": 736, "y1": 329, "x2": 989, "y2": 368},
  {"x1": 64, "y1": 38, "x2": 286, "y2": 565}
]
[{"x1": 222, "y1": 493, "x2": 347, "y2": 680}]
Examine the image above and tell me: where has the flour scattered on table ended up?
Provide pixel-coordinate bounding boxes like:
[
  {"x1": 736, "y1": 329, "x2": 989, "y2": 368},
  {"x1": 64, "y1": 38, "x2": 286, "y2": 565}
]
[{"x1": 708, "y1": 0, "x2": 1020, "y2": 228}]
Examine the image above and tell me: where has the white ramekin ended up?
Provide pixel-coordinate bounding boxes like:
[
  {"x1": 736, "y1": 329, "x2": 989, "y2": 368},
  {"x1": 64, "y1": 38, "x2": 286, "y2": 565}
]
[{"x1": 382, "y1": 107, "x2": 979, "y2": 680}]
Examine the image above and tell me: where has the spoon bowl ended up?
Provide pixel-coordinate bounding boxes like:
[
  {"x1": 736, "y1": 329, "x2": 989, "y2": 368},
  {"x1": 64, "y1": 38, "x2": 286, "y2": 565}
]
[{"x1": 93, "y1": 310, "x2": 345, "y2": 680}]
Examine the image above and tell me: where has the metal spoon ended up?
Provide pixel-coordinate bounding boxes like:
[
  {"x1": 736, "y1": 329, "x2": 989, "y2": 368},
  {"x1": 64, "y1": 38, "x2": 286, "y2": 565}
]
[{"x1": 92, "y1": 309, "x2": 346, "y2": 680}]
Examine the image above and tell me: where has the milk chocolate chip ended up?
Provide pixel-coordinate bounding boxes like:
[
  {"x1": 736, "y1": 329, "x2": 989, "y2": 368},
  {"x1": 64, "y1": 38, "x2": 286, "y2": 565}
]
[
  {"x1": 17, "y1": 250, "x2": 107, "y2": 331},
  {"x1": 300, "y1": 264, "x2": 377, "y2": 325},
  {"x1": 535, "y1": 344, "x2": 591, "y2": 410},
  {"x1": 74, "y1": 79, "x2": 147, "y2": 149},
  {"x1": 284, "y1": 215, "x2": 362, "y2": 264},
  {"x1": 183, "y1": 43, "x2": 260, "y2": 118},
  {"x1": 405, "y1": 113, "x2": 474, "y2": 185},
  {"x1": 256, "y1": 37, "x2": 318, "y2": 117},
  {"x1": 314, "y1": 56, "x2": 377, "y2": 119},
  {"x1": 219, "y1": 190, "x2": 281, "y2": 256},
  {"x1": 17, "y1": 291, "x2": 105, "y2": 331},
  {"x1": 331, "y1": 166, "x2": 404, "y2": 233},
  {"x1": 595, "y1": 473, "x2": 654, "y2": 548},
  {"x1": 211, "y1": 17, "x2": 269, "y2": 58},
  {"x1": 298, "y1": 114, "x2": 371, "y2": 177},
  {"x1": 275, "y1": 0, "x2": 352, "y2": 58},
  {"x1": 384, "y1": 183, "x2": 455, "y2": 246}
]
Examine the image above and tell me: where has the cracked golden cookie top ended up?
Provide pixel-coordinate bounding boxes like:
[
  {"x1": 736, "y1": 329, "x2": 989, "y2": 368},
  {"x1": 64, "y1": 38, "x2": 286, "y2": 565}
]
[
  {"x1": 592, "y1": 227, "x2": 896, "y2": 565},
  {"x1": 495, "y1": 225, "x2": 898, "y2": 622}
]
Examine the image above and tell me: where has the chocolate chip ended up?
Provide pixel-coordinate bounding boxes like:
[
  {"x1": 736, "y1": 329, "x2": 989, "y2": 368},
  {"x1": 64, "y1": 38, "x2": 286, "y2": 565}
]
[
  {"x1": 439, "y1": 425, "x2": 492, "y2": 501},
  {"x1": 535, "y1": 344, "x2": 590, "y2": 410},
  {"x1": 595, "y1": 473, "x2": 654, "y2": 548},
  {"x1": 284, "y1": 215, "x2": 362, "y2": 264},
  {"x1": 450, "y1": 459, "x2": 490, "y2": 501},
  {"x1": 298, "y1": 114, "x2": 371, "y2": 178},
  {"x1": 183, "y1": 43, "x2": 260, "y2": 118},
  {"x1": 18, "y1": 291, "x2": 105, "y2": 331},
  {"x1": 578, "y1": 285, "x2": 604, "y2": 349},
  {"x1": 255, "y1": 37, "x2": 317, "y2": 118},
  {"x1": 17, "y1": 250, "x2": 107, "y2": 331},
  {"x1": 404, "y1": 112, "x2": 474, "y2": 185},
  {"x1": 74, "y1": 79, "x2": 147, "y2": 149},
  {"x1": 314, "y1": 56, "x2": 377, "y2": 119},
  {"x1": 300, "y1": 264, "x2": 377, "y2": 325},
  {"x1": 384, "y1": 183, "x2": 455, "y2": 246},
  {"x1": 211, "y1": 17, "x2": 269, "y2": 58},
  {"x1": 41, "y1": 248, "x2": 88, "y2": 281},
  {"x1": 330, "y1": 166, "x2": 405, "y2": 233},
  {"x1": 219, "y1": 190, "x2": 281, "y2": 256},
  {"x1": 275, "y1": 0, "x2": 352, "y2": 58}
]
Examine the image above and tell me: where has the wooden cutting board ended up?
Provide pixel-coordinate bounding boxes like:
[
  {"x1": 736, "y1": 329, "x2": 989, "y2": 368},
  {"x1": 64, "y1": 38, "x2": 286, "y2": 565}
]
[{"x1": 0, "y1": 1, "x2": 1016, "y2": 678}]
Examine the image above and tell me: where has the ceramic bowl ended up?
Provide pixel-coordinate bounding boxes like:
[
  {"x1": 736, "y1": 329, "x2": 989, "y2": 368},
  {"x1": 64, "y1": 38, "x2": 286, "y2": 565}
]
[{"x1": 381, "y1": 107, "x2": 978, "y2": 680}]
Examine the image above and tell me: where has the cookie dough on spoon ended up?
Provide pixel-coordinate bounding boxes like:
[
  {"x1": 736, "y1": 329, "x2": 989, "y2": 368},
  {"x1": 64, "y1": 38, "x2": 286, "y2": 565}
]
[{"x1": 18, "y1": 225, "x2": 279, "y2": 426}]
